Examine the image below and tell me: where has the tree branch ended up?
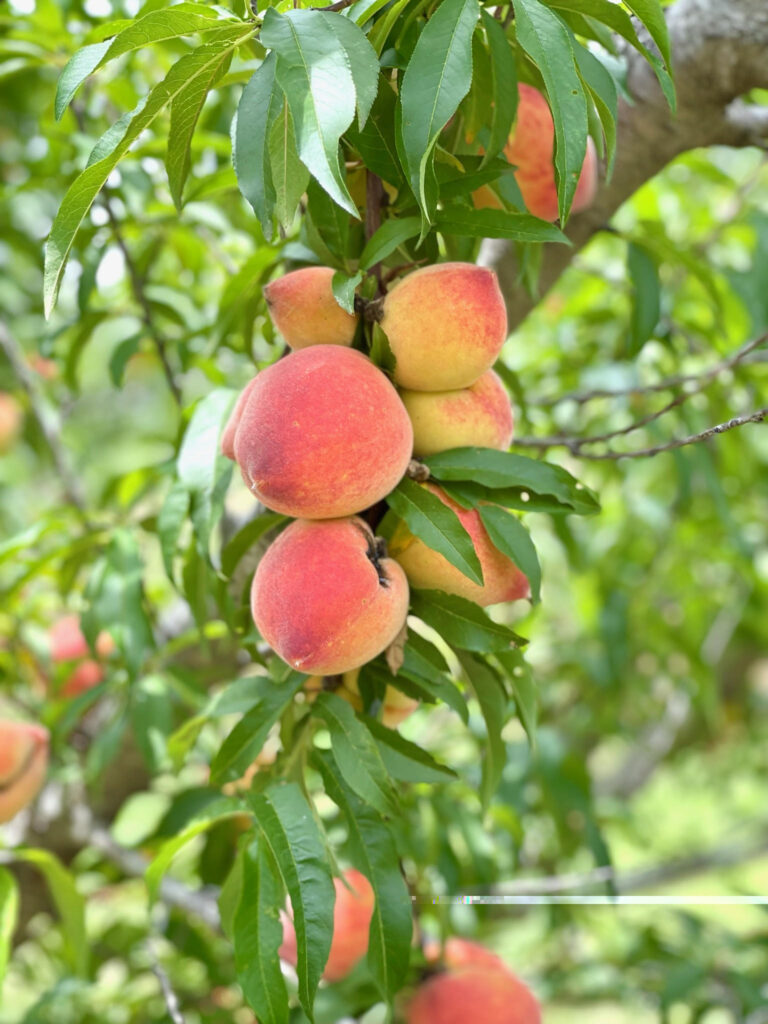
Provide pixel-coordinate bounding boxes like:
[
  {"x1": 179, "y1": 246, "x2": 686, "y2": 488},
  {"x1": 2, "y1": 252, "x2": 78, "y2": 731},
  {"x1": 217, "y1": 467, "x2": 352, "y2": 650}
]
[{"x1": 480, "y1": 0, "x2": 768, "y2": 330}]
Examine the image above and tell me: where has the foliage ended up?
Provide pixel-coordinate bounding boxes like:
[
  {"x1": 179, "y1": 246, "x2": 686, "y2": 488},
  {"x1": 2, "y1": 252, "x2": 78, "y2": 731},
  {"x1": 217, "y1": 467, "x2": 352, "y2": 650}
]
[{"x1": 0, "y1": 0, "x2": 767, "y2": 1022}]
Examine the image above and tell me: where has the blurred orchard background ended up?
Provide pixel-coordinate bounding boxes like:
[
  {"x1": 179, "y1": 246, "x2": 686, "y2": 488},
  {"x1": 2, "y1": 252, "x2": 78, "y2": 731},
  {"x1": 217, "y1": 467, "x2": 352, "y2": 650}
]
[{"x1": 1, "y1": 1, "x2": 767, "y2": 1022}]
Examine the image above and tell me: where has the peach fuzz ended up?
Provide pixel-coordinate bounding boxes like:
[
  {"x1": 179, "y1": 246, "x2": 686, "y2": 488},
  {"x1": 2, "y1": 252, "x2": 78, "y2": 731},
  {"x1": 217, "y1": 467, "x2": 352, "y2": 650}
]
[
  {"x1": 223, "y1": 347, "x2": 413, "y2": 520},
  {"x1": 0, "y1": 720, "x2": 49, "y2": 824},
  {"x1": 264, "y1": 266, "x2": 358, "y2": 349},
  {"x1": 280, "y1": 868, "x2": 375, "y2": 982},
  {"x1": 380, "y1": 263, "x2": 507, "y2": 391},
  {"x1": 400, "y1": 370, "x2": 513, "y2": 457},
  {"x1": 251, "y1": 517, "x2": 409, "y2": 675},
  {"x1": 389, "y1": 484, "x2": 530, "y2": 607},
  {"x1": 305, "y1": 668, "x2": 419, "y2": 728},
  {"x1": 406, "y1": 965, "x2": 541, "y2": 1024},
  {"x1": 474, "y1": 83, "x2": 597, "y2": 222}
]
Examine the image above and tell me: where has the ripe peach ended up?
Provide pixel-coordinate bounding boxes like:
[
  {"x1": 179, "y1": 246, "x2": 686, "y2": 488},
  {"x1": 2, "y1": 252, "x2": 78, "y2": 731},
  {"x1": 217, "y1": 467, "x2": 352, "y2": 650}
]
[
  {"x1": 280, "y1": 868, "x2": 375, "y2": 982},
  {"x1": 224, "y1": 347, "x2": 413, "y2": 520},
  {"x1": 220, "y1": 377, "x2": 258, "y2": 461},
  {"x1": 389, "y1": 484, "x2": 529, "y2": 607},
  {"x1": 251, "y1": 517, "x2": 409, "y2": 675},
  {"x1": 264, "y1": 267, "x2": 358, "y2": 349},
  {"x1": 400, "y1": 370, "x2": 513, "y2": 457},
  {"x1": 380, "y1": 264, "x2": 508, "y2": 391},
  {"x1": 305, "y1": 668, "x2": 419, "y2": 727},
  {"x1": 0, "y1": 393, "x2": 22, "y2": 452},
  {"x1": 406, "y1": 965, "x2": 541, "y2": 1024},
  {"x1": 425, "y1": 937, "x2": 508, "y2": 974},
  {"x1": 49, "y1": 615, "x2": 114, "y2": 697},
  {"x1": 0, "y1": 720, "x2": 49, "y2": 824},
  {"x1": 474, "y1": 83, "x2": 598, "y2": 222}
]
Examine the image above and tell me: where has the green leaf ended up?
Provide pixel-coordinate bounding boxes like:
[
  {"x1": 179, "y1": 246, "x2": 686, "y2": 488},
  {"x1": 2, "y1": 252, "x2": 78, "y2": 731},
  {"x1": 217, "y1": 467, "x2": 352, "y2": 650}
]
[
  {"x1": 478, "y1": 505, "x2": 541, "y2": 604},
  {"x1": 262, "y1": 9, "x2": 359, "y2": 216},
  {"x1": 314, "y1": 752, "x2": 412, "y2": 1000},
  {"x1": 306, "y1": 178, "x2": 351, "y2": 263},
  {"x1": 130, "y1": 674, "x2": 174, "y2": 772},
  {"x1": 359, "y1": 217, "x2": 421, "y2": 270},
  {"x1": 312, "y1": 693, "x2": 397, "y2": 816},
  {"x1": 481, "y1": 11, "x2": 518, "y2": 166},
  {"x1": 13, "y1": 849, "x2": 87, "y2": 976},
  {"x1": 400, "y1": 637, "x2": 470, "y2": 724},
  {"x1": 369, "y1": 321, "x2": 397, "y2": 374},
  {"x1": 178, "y1": 388, "x2": 235, "y2": 492},
  {"x1": 234, "y1": 53, "x2": 283, "y2": 236},
  {"x1": 410, "y1": 591, "x2": 526, "y2": 653},
  {"x1": 55, "y1": 4, "x2": 229, "y2": 120},
  {"x1": 622, "y1": 0, "x2": 671, "y2": 67},
  {"x1": 45, "y1": 26, "x2": 253, "y2": 316},
  {"x1": 398, "y1": 0, "x2": 480, "y2": 226},
  {"x1": 221, "y1": 513, "x2": 286, "y2": 579},
  {"x1": 425, "y1": 447, "x2": 599, "y2": 511},
  {"x1": 324, "y1": 13, "x2": 379, "y2": 128},
  {"x1": 513, "y1": 0, "x2": 588, "y2": 222},
  {"x1": 457, "y1": 653, "x2": 508, "y2": 807},
  {"x1": 388, "y1": 478, "x2": 483, "y2": 586},
  {"x1": 247, "y1": 783, "x2": 335, "y2": 1021},
  {"x1": 442, "y1": 478, "x2": 598, "y2": 516},
  {"x1": 345, "y1": 77, "x2": 402, "y2": 187},
  {"x1": 0, "y1": 868, "x2": 18, "y2": 988},
  {"x1": 575, "y1": 44, "x2": 617, "y2": 178},
  {"x1": 627, "y1": 241, "x2": 660, "y2": 354},
  {"x1": 435, "y1": 205, "x2": 569, "y2": 243},
  {"x1": 210, "y1": 672, "x2": 307, "y2": 786},
  {"x1": 146, "y1": 798, "x2": 243, "y2": 903},
  {"x1": 167, "y1": 43, "x2": 233, "y2": 209},
  {"x1": 332, "y1": 270, "x2": 363, "y2": 314},
  {"x1": 495, "y1": 648, "x2": 538, "y2": 746},
  {"x1": 269, "y1": 100, "x2": 310, "y2": 231},
  {"x1": 158, "y1": 480, "x2": 190, "y2": 582},
  {"x1": 233, "y1": 842, "x2": 289, "y2": 1024},
  {"x1": 364, "y1": 717, "x2": 457, "y2": 783}
]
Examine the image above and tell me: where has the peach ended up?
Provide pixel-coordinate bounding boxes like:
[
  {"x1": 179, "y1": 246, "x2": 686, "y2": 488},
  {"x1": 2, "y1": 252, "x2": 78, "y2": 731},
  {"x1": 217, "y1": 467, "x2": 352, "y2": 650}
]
[
  {"x1": 0, "y1": 720, "x2": 49, "y2": 824},
  {"x1": 224, "y1": 347, "x2": 413, "y2": 519},
  {"x1": 49, "y1": 615, "x2": 114, "y2": 698},
  {"x1": 389, "y1": 484, "x2": 529, "y2": 607},
  {"x1": 400, "y1": 370, "x2": 513, "y2": 457},
  {"x1": 406, "y1": 965, "x2": 541, "y2": 1024},
  {"x1": 280, "y1": 868, "x2": 375, "y2": 982},
  {"x1": 220, "y1": 377, "x2": 258, "y2": 461},
  {"x1": 264, "y1": 267, "x2": 358, "y2": 349},
  {"x1": 251, "y1": 517, "x2": 409, "y2": 675},
  {"x1": 0, "y1": 393, "x2": 22, "y2": 452},
  {"x1": 380, "y1": 264, "x2": 507, "y2": 392},
  {"x1": 475, "y1": 83, "x2": 598, "y2": 222},
  {"x1": 306, "y1": 668, "x2": 419, "y2": 727},
  {"x1": 425, "y1": 937, "x2": 508, "y2": 974}
]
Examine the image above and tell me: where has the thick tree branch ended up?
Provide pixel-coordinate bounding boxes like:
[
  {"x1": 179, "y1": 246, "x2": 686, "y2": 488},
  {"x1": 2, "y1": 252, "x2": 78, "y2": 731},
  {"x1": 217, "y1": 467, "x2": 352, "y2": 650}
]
[{"x1": 480, "y1": 0, "x2": 768, "y2": 330}]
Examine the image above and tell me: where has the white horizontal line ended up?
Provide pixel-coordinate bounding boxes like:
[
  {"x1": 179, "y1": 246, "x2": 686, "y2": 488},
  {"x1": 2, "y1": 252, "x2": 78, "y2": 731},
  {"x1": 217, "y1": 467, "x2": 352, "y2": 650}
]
[{"x1": 421, "y1": 896, "x2": 768, "y2": 906}]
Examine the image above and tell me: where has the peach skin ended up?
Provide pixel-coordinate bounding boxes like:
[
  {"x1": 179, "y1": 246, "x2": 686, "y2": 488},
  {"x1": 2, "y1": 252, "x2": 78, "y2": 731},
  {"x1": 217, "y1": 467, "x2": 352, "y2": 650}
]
[
  {"x1": 251, "y1": 517, "x2": 409, "y2": 675},
  {"x1": 400, "y1": 370, "x2": 513, "y2": 457},
  {"x1": 224, "y1": 347, "x2": 413, "y2": 520},
  {"x1": 379, "y1": 263, "x2": 508, "y2": 391},
  {"x1": 389, "y1": 484, "x2": 530, "y2": 607},
  {"x1": 280, "y1": 868, "x2": 375, "y2": 982},
  {"x1": 0, "y1": 720, "x2": 49, "y2": 824},
  {"x1": 406, "y1": 964, "x2": 541, "y2": 1024},
  {"x1": 264, "y1": 267, "x2": 358, "y2": 349}
]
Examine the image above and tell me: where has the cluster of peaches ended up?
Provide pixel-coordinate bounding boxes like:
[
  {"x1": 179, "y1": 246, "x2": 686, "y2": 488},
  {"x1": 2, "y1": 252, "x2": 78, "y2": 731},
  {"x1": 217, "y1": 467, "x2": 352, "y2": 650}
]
[
  {"x1": 220, "y1": 258, "x2": 530, "y2": 725},
  {"x1": 280, "y1": 867, "x2": 540, "y2": 1023}
]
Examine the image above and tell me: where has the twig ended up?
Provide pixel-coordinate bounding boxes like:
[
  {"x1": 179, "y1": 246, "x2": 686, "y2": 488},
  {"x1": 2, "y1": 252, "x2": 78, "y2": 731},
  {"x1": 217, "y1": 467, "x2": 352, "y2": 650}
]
[
  {"x1": 101, "y1": 195, "x2": 182, "y2": 406},
  {"x1": 0, "y1": 321, "x2": 89, "y2": 516},
  {"x1": 526, "y1": 333, "x2": 768, "y2": 409},
  {"x1": 148, "y1": 934, "x2": 187, "y2": 1024},
  {"x1": 515, "y1": 407, "x2": 767, "y2": 459}
]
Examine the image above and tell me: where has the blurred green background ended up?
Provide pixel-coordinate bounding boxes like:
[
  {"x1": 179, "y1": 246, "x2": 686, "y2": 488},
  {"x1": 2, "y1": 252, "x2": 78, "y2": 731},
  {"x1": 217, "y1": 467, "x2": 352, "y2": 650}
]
[{"x1": 1, "y1": 1, "x2": 767, "y2": 1021}]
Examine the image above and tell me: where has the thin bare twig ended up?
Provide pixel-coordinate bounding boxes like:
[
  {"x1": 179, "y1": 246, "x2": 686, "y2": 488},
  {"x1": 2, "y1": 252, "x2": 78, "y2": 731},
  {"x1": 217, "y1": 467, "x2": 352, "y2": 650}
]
[
  {"x1": 148, "y1": 934, "x2": 187, "y2": 1024},
  {"x1": 515, "y1": 407, "x2": 767, "y2": 459}
]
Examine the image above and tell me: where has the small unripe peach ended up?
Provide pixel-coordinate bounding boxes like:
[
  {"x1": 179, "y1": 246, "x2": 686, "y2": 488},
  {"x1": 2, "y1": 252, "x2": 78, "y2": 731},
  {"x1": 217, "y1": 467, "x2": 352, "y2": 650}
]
[
  {"x1": 280, "y1": 868, "x2": 375, "y2": 982},
  {"x1": 0, "y1": 393, "x2": 22, "y2": 452},
  {"x1": 400, "y1": 370, "x2": 513, "y2": 457},
  {"x1": 389, "y1": 484, "x2": 529, "y2": 607},
  {"x1": 406, "y1": 965, "x2": 541, "y2": 1024},
  {"x1": 251, "y1": 517, "x2": 409, "y2": 676},
  {"x1": 306, "y1": 668, "x2": 419, "y2": 727},
  {"x1": 380, "y1": 264, "x2": 508, "y2": 391},
  {"x1": 474, "y1": 83, "x2": 598, "y2": 222},
  {"x1": 0, "y1": 720, "x2": 49, "y2": 824},
  {"x1": 224, "y1": 347, "x2": 413, "y2": 519},
  {"x1": 264, "y1": 267, "x2": 358, "y2": 349}
]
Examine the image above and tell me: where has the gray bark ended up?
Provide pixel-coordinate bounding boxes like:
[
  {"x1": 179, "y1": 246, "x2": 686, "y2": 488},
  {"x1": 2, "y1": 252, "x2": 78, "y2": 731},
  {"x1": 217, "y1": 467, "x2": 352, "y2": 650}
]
[{"x1": 480, "y1": 0, "x2": 768, "y2": 330}]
